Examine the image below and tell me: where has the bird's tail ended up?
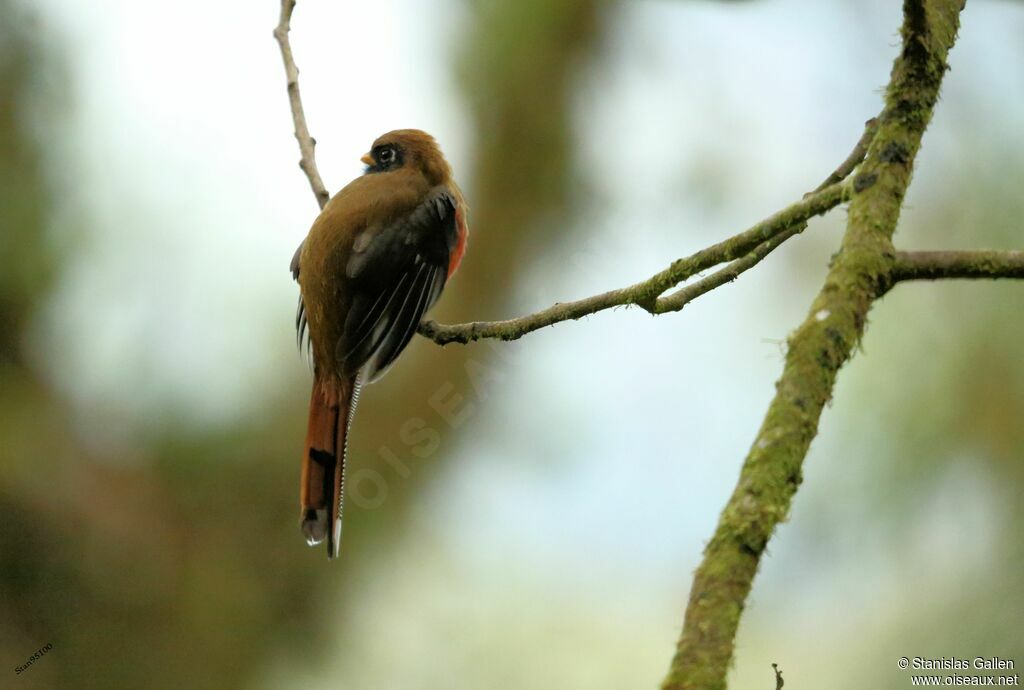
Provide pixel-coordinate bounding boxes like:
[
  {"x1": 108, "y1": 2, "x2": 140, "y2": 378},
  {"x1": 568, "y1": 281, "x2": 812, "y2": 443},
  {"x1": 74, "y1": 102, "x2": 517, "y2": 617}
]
[{"x1": 300, "y1": 375, "x2": 359, "y2": 559}]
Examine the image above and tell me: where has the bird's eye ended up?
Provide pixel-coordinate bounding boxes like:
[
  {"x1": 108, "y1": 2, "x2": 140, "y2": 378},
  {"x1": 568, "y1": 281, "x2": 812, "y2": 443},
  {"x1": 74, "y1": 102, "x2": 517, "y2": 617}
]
[{"x1": 377, "y1": 146, "x2": 395, "y2": 165}]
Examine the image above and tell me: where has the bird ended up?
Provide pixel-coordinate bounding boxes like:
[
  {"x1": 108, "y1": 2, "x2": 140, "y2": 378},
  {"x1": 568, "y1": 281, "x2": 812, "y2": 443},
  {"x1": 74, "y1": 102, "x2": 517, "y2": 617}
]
[{"x1": 290, "y1": 129, "x2": 468, "y2": 559}]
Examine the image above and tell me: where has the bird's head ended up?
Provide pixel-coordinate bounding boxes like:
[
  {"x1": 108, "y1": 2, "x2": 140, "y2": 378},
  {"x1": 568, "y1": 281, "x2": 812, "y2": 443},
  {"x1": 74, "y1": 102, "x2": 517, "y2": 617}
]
[{"x1": 361, "y1": 129, "x2": 452, "y2": 185}]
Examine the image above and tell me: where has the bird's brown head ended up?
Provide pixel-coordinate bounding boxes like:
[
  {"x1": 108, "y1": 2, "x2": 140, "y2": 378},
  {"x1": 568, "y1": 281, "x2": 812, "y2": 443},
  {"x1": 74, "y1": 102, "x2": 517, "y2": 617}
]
[{"x1": 360, "y1": 129, "x2": 452, "y2": 185}]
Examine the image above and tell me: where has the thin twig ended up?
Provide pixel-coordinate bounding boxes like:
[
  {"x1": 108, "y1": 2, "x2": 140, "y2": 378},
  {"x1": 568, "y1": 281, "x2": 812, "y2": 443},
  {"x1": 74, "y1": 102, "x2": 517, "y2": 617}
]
[
  {"x1": 274, "y1": 0, "x2": 330, "y2": 210},
  {"x1": 812, "y1": 118, "x2": 878, "y2": 194},
  {"x1": 652, "y1": 117, "x2": 881, "y2": 316},
  {"x1": 420, "y1": 117, "x2": 880, "y2": 345},
  {"x1": 653, "y1": 225, "x2": 802, "y2": 314},
  {"x1": 273, "y1": 0, "x2": 874, "y2": 347},
  {"x1": 892, "y1": 249, "x2": 1024, "y2": 282},
  {"x1": 419, "y1": 181, "x2": 848, "y2": 345}
]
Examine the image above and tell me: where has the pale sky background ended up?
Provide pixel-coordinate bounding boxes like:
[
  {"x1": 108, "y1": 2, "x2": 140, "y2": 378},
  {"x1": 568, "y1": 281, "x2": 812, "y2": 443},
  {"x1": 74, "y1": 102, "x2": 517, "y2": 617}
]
[{"x1": 25, "y1": 0, "x2": 1024, "y2": 687}]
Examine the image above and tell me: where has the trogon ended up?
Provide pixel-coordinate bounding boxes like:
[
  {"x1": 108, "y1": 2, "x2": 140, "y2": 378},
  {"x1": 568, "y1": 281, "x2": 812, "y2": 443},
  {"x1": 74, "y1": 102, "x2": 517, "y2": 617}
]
[{"x1": 290, "y1": 129, "x2": 468, "y2": 559}]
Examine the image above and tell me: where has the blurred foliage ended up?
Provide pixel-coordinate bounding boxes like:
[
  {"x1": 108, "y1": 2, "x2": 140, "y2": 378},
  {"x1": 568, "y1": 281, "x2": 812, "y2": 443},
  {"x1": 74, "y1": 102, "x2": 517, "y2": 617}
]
[
  {"x1": 0, "y1": 4, "x2": 338, "y2": 688},
  {"x1": 0, "y1": 0, "x2": 609, "y2": 687},
  {"x1": 842, "y1": 159, "x2": 1024, "y2": 685},
  {"x1": 1, "y1": 0, "x2": 1020, "y2": 688},
  {"x1": 0, "y1": 8, "x2": 55, "y2": 371},
  {"x1": 842, "y1": 153, "x2": 1024, "y2": 508}
]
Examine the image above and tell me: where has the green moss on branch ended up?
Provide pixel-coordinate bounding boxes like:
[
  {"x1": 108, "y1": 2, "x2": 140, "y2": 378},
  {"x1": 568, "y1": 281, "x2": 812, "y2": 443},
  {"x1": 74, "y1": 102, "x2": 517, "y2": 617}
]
[
  {"x1": 660, "y1": 3, "x2": 966, "y2": 689},
  {"x1": 419, "y1": 182, "x2": 847, "y2": 345},
  {"x1": 892, "y1": 250, "x2": 1024, "y2": 282}
]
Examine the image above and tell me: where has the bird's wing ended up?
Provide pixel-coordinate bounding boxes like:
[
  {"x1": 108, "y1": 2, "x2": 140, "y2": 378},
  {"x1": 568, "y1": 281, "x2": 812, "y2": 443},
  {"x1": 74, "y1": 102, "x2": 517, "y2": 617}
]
[
  {"x1": 339, "y1": 187, "x2": 458, "y2": 382},
  {"x1": 290, "y1": 240, "x2": 309, "y2": 351},
  {"x1": 290, "y1": 241, "x2": 303, "y2": 280}
]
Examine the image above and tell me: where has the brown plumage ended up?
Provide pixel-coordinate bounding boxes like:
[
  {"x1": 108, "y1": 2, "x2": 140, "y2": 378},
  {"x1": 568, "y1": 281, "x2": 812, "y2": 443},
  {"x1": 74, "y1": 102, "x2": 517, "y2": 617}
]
[{"x1": 290, "y1": 129, "x2": 468, "y2": 559}]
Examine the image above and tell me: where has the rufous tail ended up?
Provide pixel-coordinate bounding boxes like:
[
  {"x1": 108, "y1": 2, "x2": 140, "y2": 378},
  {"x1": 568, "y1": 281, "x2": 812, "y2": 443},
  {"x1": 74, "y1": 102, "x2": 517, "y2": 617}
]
[{"x1": 300, "y1": 375, "x2": 358, "y2": 559}]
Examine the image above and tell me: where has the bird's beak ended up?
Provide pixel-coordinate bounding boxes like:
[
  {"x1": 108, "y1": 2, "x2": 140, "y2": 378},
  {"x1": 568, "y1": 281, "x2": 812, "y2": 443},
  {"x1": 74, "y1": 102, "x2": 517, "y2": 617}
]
[{"x1": 360, "y1": 153, "x2": 374, "y2": 166}]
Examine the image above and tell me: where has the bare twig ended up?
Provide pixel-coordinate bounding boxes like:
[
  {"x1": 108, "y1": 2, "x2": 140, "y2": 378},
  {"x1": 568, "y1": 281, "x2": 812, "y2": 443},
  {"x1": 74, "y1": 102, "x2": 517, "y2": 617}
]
[
  {"x1": 772, "y1": 663, "x2": 784, "y2": 690},
  {"x1": 892, "y1": 249, "x2": 1024, "y2": 282},
  {"x1": 274, "y1": 0, "x2": 330, "y2": 210}
]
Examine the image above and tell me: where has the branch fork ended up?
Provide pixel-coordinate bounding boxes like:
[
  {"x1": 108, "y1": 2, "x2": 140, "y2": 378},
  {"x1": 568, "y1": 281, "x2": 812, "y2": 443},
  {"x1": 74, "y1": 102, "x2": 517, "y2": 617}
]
[{"x1": 273, "y1": 2, "x2": 1019, "y2": 688}]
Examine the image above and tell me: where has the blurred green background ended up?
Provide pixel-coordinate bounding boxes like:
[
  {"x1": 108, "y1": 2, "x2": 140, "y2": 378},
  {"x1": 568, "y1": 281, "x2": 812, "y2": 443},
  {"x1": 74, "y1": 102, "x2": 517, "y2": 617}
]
[{"x1": 1, "y1": 1, "x2": 1020, "y2": 688}]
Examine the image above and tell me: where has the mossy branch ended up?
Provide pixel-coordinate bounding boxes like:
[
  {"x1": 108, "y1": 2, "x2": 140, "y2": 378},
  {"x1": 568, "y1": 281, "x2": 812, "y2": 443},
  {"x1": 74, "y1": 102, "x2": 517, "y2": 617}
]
[
  {"x1": 273, "y1": 4, "x2": 1020, "y2": 688},
  {"x1": 418, "y1": 182, "x2": 847, "y2": 344},
  {"x1": 653, "y1": 119, "x2": 879, "y2": 315},
  {"x1": 892, "y1": 250, "x2": 1024, "y2": 282},
  {"x1": 419, "y1": 118, "x2": 878, "y2": 344},
  {"x1": 660, "y1": 2, "x2": 967, "y2": 689}
]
